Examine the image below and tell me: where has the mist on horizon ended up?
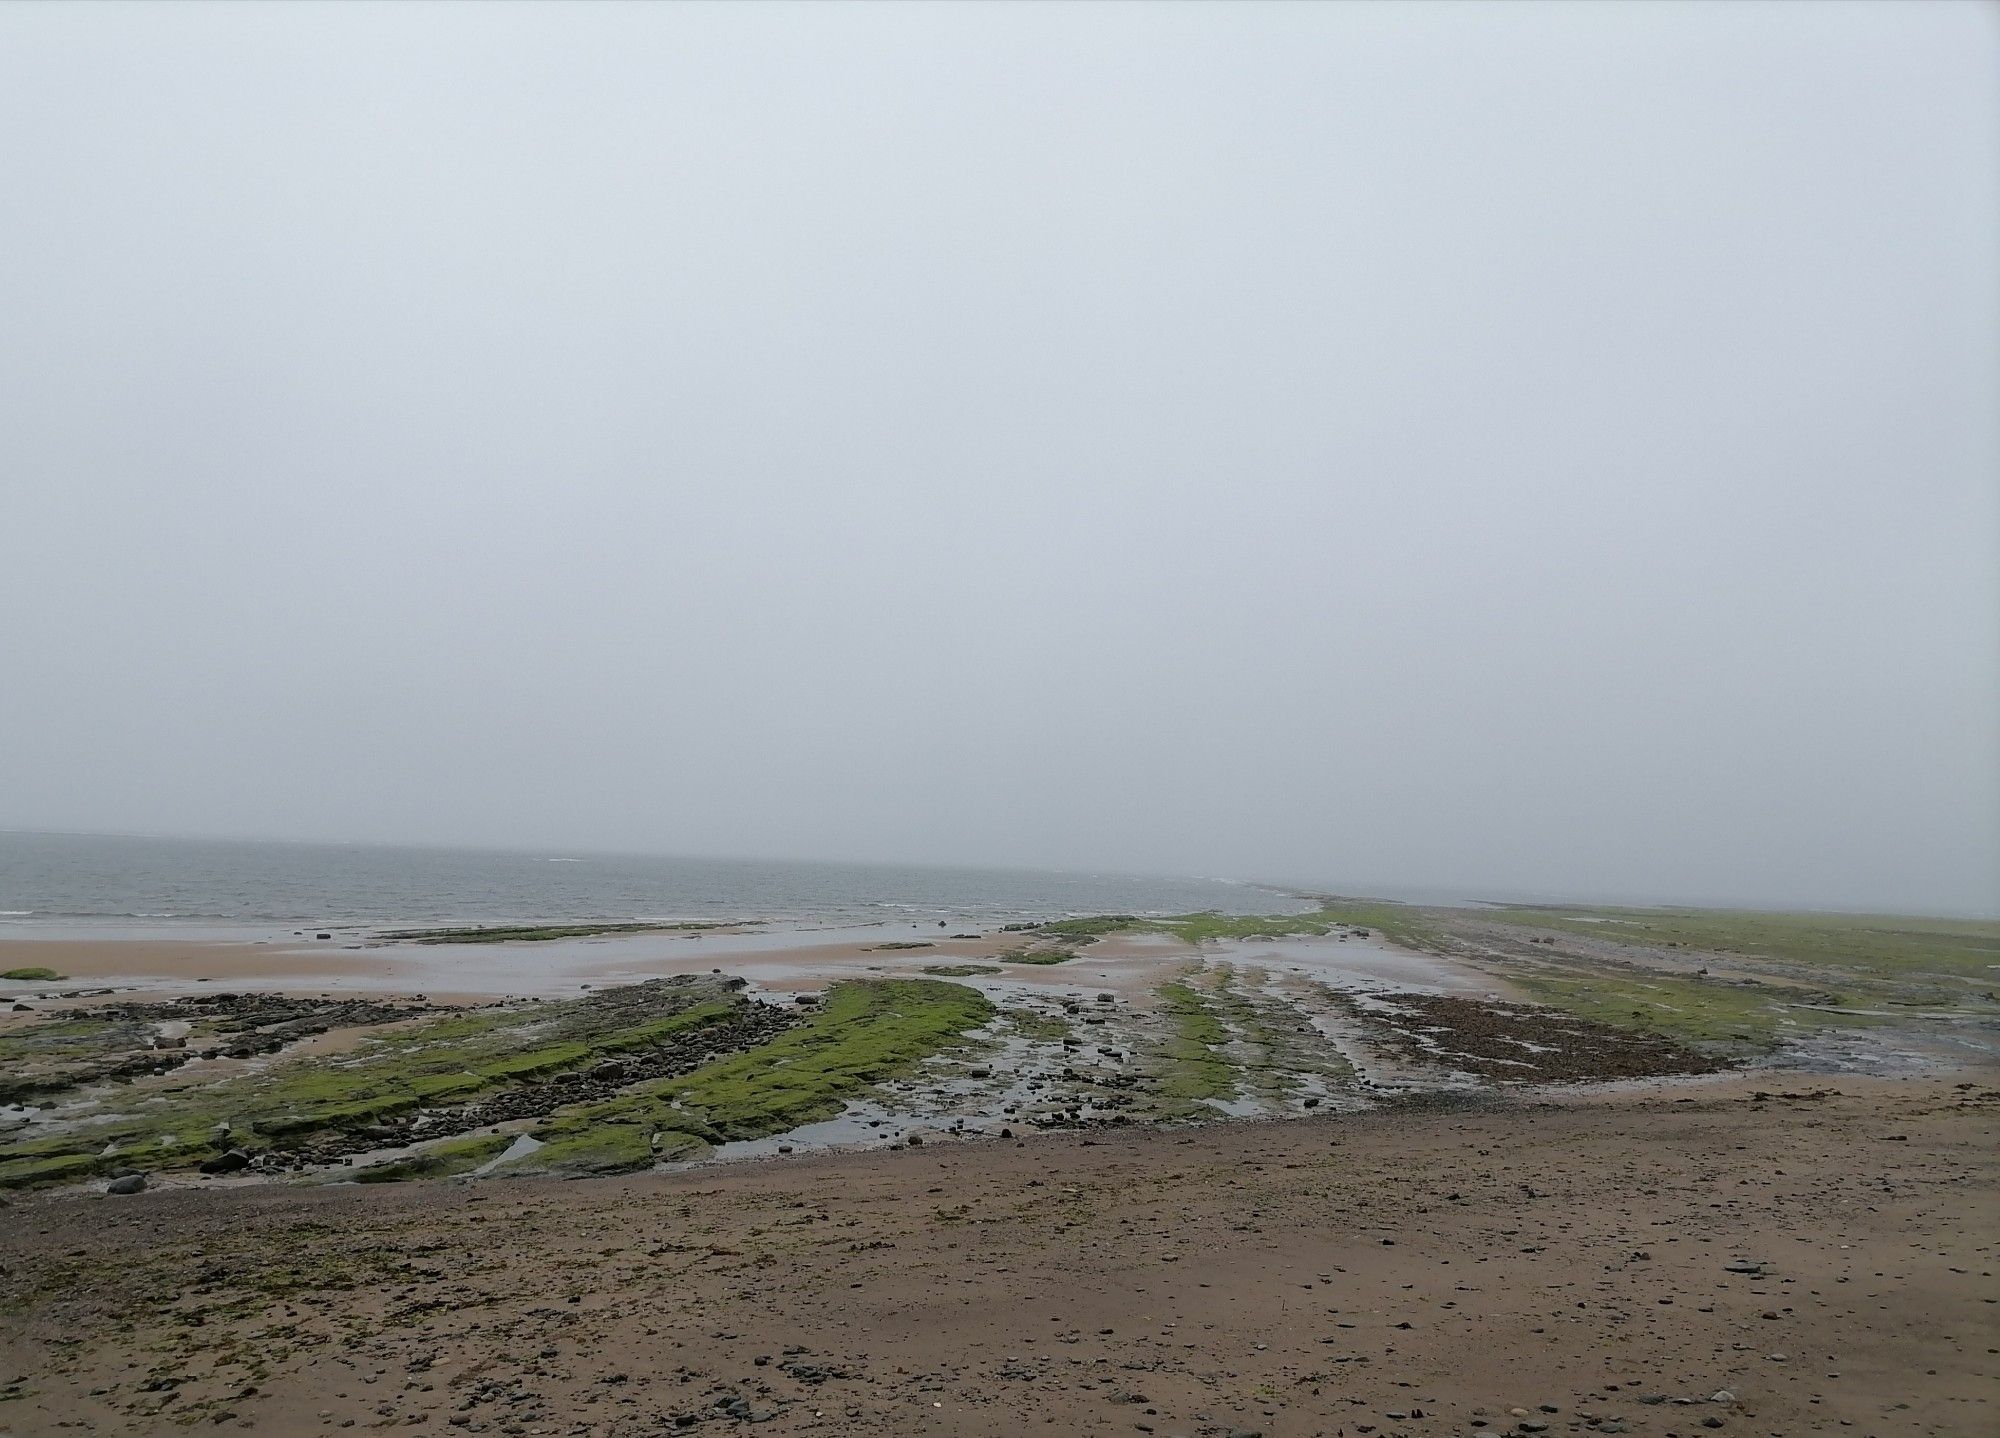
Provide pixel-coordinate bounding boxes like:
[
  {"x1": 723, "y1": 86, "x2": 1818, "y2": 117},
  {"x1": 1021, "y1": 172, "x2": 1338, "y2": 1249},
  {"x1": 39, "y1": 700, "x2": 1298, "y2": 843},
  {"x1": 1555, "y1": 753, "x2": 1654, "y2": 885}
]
[{"x1": 3, "y1": 4, "x2": 1995, "y2": 917}]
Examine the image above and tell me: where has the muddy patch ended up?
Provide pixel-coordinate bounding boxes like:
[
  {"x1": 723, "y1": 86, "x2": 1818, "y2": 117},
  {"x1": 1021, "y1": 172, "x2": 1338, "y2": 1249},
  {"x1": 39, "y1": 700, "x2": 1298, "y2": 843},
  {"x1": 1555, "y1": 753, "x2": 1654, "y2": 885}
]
[{"x1": 1335, "y1": 990, "x2": 1728, "y2": 1082}]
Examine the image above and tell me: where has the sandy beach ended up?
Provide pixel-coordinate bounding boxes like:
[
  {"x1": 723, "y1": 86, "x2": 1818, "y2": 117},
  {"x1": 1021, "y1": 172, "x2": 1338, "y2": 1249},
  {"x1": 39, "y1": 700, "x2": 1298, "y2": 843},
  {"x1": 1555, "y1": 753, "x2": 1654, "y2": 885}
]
[
  {"x1": 4, "y1": 905, "x2": 1996, "y2": 1438},
  {"x1": 8, "y1": 3, "x2": 1996, "y2": 1432},
  {"x1": 3, "y1": 1074, "x2": 1992, "y2": 1436}
]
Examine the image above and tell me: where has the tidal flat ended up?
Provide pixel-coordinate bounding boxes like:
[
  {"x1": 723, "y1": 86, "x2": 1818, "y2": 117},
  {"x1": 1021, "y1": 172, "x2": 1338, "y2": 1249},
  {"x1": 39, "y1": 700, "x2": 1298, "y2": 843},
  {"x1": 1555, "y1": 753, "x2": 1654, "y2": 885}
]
[
  {"x1": 1, "y1": 905, "x2": 1995, "y2": 1438},
  {"x1": 2, "y1": 902, "x2": 1992, "y2": 1193}
]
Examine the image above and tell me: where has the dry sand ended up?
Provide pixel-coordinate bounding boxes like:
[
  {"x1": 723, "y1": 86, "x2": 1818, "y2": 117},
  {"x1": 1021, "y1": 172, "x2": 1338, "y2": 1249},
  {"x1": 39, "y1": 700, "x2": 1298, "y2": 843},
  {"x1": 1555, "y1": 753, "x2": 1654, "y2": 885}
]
[{"x1": 2, "y1": 1074, "x2": 1992, "y2": 1438}]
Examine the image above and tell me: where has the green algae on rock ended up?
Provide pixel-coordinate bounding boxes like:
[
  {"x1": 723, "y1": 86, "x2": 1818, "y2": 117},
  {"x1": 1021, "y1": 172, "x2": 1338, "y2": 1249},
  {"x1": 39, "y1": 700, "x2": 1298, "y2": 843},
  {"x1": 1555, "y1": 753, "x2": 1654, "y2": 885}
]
[
  {"x1": 504, "y1": 978, "x2": 995, "y2": 1174},
  {"x1": 0, "y1": 976, "x2": 784, "y2": 1190}
]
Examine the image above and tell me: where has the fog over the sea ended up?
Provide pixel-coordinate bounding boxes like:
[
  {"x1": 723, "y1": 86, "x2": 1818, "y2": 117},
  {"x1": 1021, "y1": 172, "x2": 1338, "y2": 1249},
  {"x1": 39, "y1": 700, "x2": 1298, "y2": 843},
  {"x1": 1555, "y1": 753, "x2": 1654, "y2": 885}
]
[{"x1": 2, "y1": 4, "x2": 1995, "y2": 915}]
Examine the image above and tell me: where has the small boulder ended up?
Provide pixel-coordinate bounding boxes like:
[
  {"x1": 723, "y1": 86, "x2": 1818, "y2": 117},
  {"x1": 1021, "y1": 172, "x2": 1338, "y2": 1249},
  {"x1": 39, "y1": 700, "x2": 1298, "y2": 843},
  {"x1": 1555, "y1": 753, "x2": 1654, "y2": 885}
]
[{"x1": 105, "y1": 1173, "x2": 147, "y2": 1195}]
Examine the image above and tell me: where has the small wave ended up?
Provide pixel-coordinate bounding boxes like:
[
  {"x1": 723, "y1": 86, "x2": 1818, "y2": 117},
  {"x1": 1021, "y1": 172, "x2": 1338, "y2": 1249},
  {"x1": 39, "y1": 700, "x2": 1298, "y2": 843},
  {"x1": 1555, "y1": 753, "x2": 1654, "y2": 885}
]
[{"x1": 0, "y1": 910, "x2": 31, "y2": 916}]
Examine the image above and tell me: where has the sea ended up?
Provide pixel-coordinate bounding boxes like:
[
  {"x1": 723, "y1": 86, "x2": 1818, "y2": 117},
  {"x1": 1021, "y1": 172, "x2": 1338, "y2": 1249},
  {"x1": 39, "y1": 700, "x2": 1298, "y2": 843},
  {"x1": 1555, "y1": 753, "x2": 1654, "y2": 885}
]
[{"x1": 0, "y1": 830, "x2": 1306, "y2": 936}]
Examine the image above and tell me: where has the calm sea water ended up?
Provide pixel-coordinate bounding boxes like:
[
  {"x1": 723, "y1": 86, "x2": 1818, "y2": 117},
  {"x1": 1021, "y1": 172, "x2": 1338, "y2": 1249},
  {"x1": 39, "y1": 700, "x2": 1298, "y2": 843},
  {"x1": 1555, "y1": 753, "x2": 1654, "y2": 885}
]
[{"x1": 0, "y1": 831, "x2": 1303, "y2": 932}]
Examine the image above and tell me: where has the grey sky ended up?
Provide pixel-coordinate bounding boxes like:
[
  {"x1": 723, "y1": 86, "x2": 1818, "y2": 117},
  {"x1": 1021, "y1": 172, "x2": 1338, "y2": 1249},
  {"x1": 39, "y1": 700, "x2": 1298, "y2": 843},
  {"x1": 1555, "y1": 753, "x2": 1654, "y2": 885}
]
[{"x1": 3, "y1": 3, "x2": 1995, "y2": 915}]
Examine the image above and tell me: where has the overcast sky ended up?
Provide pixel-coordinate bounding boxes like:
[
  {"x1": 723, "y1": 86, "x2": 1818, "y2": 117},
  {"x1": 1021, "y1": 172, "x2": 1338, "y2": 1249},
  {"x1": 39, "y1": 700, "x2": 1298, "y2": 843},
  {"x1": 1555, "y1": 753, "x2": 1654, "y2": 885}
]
[{"x1": 2, "y1": 3, "x2": 1995, "y2": 915}]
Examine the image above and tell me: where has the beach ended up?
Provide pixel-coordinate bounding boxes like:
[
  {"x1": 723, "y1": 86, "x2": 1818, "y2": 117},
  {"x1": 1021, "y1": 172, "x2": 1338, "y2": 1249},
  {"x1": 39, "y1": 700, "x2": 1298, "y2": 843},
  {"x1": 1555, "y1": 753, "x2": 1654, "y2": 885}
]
[
  {"x1": 6, "y1": 1, "x2": 1995, "y2": 1431},
  {"x1": 2, "y1": 1073, "x2": 1991, "y2": 1436},
  {"x1": 3, "y1": 900, "x2": 1996, "y2": 1436}
]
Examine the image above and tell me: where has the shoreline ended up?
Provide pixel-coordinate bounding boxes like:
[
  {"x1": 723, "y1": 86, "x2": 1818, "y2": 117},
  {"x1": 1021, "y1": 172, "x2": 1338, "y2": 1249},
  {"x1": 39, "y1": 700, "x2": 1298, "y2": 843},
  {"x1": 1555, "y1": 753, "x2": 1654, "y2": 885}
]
[
  {"x1": 3, "y1": 909, "x2": 1993, "y2": 1436},
  {"x1": 6, "y1": 906, "x2": 1993, "y2": 1194}
]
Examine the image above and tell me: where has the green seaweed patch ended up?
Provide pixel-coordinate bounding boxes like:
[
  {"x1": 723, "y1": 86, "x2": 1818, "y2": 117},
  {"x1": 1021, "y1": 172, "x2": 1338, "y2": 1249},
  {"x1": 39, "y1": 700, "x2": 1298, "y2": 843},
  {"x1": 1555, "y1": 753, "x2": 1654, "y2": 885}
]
[
  {"x1": 1004, "y1": 949, "x2": 1077, "y2": 965},
  {"x1": 1206, "y1": 969, "x2": 1354, "y2": 1099},
  {"x1": 1130, "y1": 968, "x2": 1353, "y2": 1117},
  {"x1": 1156, "y1": 912, "x2": 1332, "y2": 943},
  {"x1": 0, "y1": 1148, "x2": 108, "y2": 1189},
  {"x1": 1032, "y1": 916, "x2": 1141, "y2": 943},
  {"x1": 1153, "y1": 902, "x2": 1445, "y2": 950},
  {"x1": 1029, "y1": 903, "x2": 1447, "y2": 953},
  {"x1": 497, "y1": 1125, "x2": 691, "y2": 1176},
  {"x1": 998, "y1": 1008, "x2": 1072, "y2": 1042},
  {"x1": 1152, "y1": 981, "x2": 1236, "y2": 1103},
  {"x1": 1511, "y1": 969, "x2": 1880, "y2": 1051},
  {"x1": 245, "y1": 999, "x2": 735, "y2": 1139},
  {"x1": 922, "y1": 963, "x2": 1001, "y2": 977},
  {"x1": 0, "y1": 967, "x2": 63, "y2": 981},
  {"x1": 0, "y1": 981, "x2": 745, "y2": 1189},
  {"x1": 527, "y1": 979, "x2": 995, "y2": 1171},
  {"x1": 0, "y1": 1016, "x2": 117, "y2": 1104},
  {"x1": 1485, "y1": 905, "x2": 2000, "y2": 984}
]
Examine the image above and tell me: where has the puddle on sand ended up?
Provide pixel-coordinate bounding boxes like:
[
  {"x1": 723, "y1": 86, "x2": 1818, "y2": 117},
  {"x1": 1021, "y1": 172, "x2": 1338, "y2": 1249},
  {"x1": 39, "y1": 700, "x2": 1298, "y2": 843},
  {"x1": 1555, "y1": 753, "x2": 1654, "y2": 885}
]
[
  {"x1": 1206, "y1": 1095, "x2": 1269, "y2": 1119},
  {"x1": 1298, "y1": 1003, "x2": 1477, "y2": 1096},
  {"x1": 686, "y1": 998, "x2": 1108, "y2": 1166},
  {"x1": 698, "y1": 1100, "x2": 911, "y2": 1164},
  {"x1": 476, "y1": 1133, "x2": 543, "y2": 1174},
  {"x1": 1221, "y1": 935, "x2": 1490, "y2": 994}
]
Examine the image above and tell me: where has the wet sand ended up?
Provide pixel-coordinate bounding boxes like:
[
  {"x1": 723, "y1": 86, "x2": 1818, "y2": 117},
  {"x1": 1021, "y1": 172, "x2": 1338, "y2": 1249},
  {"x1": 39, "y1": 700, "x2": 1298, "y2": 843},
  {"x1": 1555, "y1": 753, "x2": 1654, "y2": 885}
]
[
  {"x1": 0, "y1": 928, "x2": 1049, "y2": 996},
  {"x1": 0, "y1": 922, "x2": 1485, "y2": 1002},
  {"x1": 1, "y1": 1074, "x2": 1991, "y2": 1437},
  {"x1": 0, "y1": 937, "x2": 400, "y2": 987}
]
